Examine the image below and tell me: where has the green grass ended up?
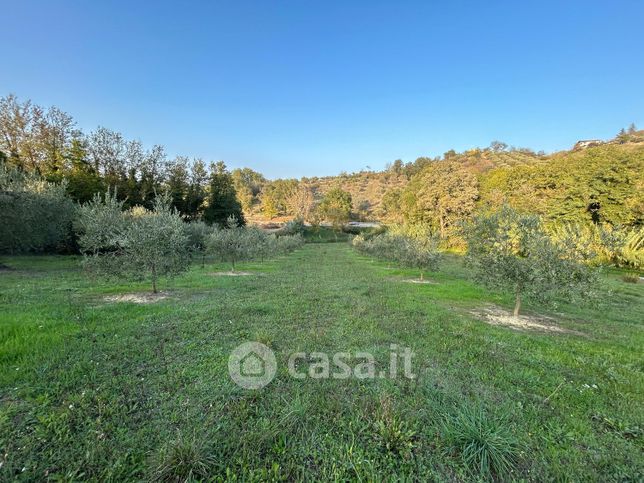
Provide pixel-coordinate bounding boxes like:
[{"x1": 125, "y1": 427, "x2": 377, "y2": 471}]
[
  {"x1": 302, "y1": 226, "x2": 350, "y2": 243},
  {"x1": 0, "y1": 244, "x2": 642, "y2": 481}
]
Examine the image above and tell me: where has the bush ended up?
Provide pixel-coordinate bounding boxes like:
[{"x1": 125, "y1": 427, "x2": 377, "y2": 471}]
[
  {"x1": 0, "y1": 164, "x2": 75, "y2": 253},
  {"x1": 280, "y1": 218, "x2": 305, "y2": 236},
  {"x1": 341, "y1": 224, "x2": 362, "y2": 235},
  {"x1": 442, "y1": 406, "x2": 520, "y2": 480},
  {"x1": 78, "y1": 192, "x2": 190, "y2": 292},
  {"x1": 548, "y1": 222, "x2": 644, "y2": 269},
  {"x1": 275, "y1": 233, "x2": 305, "y2": 254},
  {"x1": 622, "y1": 273, "x2": 640, "y2": 284}
]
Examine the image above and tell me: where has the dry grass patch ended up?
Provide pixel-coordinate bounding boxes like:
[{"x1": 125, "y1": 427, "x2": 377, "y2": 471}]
[
  {"x1": 400, "y1": 278, "x2": 438, "y2": 285},
  {"x1": 209, "y1": 271, "x2": 255, "y2": 277},
  {"x1": 469, "y1": 305, "x2": 582, "y2": 335},
  {"x1": 104, "y1": 292, "x2": 170, "y2": 304}
]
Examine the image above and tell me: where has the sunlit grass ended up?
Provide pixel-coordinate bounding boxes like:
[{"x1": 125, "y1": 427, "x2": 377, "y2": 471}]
[{"x1": 0, "y1": 244, "x2": 642, "y2": 480}]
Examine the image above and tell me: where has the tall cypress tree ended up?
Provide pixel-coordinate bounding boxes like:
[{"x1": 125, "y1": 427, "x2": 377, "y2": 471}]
[{"x1": 203, "y1": 161, "x2": 245, "y2": 226}]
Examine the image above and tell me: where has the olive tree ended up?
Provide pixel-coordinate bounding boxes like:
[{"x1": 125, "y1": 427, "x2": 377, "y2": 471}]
[
  {"x1": 206, "y1": 215, "x2": 253, "y2": 271},
  {"x1": 78, "y1": 192, "x2": 190, "y2": 293},
  {"x1": 274, "y1": 233, "x2": 305, "y2": 254},
  {"x1": 464, "y1": 206, "x2": 599, "y2": 317},
  {"x1": 352, "y1": 229, "x2": 440, "y2": 280},
  {"x1": 185, "y1": 221, "x2": 213, "y2": 268},
  {"x1": 397, "y1": 236, "x2": 441, "y2": 281}
]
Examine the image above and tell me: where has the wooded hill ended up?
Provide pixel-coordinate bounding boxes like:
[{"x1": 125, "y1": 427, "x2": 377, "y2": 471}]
[{"x1": 249, "y1": 129, "x2": 643, "y2": 233}]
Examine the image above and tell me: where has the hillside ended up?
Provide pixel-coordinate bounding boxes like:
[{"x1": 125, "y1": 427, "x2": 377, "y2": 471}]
[{"x1": 248, "y1": 131, "x2": 643, "y2": 224}]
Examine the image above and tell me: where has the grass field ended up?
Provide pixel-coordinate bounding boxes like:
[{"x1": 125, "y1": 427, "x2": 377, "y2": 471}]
[{"x1": 0, "y1": 243, "x2": 642, "y2": 481}]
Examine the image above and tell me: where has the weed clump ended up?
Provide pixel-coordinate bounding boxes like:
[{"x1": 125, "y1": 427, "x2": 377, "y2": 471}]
[{"x1": 442, "y1": 406, "x2": 520, "y2": 480}]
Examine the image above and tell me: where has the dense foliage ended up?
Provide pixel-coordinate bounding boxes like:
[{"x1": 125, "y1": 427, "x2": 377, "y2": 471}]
[
  {"x1": 203, "y1": 162, "x2": 245, "y2": 227},
  {"x1": 1, "y1": 94, "x2": 641, "y2": 267},
  {"x1": 317, "y1": 187, "x2": 353, "y2": 229},
  {"x1": 0, "y1": 95, "x2": 245, "y2": 224},
  {"x1": 463, "y1": 206, "x2": 599, "y2": 316},
  {"x1": 0, "y1": 164, "x2": 75, "y2": 253},
  {"x1": 77, "y1": 193, "x2": 191, "y2": 292}
]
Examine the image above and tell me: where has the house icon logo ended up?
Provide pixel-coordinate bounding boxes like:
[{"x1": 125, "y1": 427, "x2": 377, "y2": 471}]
[{"x1": 228, "y1": 342, "x2": 277, "y2": 389}]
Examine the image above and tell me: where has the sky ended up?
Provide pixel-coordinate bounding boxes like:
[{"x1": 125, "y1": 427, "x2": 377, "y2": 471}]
[{"x1": 1, "y1": 0, "x2": 643, "y2": 178}]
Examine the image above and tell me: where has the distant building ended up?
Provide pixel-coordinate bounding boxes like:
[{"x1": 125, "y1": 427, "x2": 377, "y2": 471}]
[{"x1": 573, "y1": 139, "x2": 602, "y2": 150}]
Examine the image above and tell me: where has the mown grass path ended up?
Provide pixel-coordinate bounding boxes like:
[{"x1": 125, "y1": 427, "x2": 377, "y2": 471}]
[{"x1": 0, "y1": 244, "x2": 642, "y2": 480}]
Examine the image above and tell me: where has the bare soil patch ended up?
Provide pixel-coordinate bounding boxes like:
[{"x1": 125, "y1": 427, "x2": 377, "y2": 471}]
[
  {"x1": 209, "y1": 271, "x2": 255, "y2": 277},
  {"x1": 104, "y1": 292, "x2": 169, "y2": 304},
  {"x1": 400, "y1": 279, "x2": 438, "y2": 285},
  {"x1": 469, "y1": 305, "x2": 582, "y2": 335}
]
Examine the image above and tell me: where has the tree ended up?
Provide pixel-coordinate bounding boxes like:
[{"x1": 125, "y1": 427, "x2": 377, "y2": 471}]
[
  {"x1": 463, "y1": 206, "x2": 598, "y2": 317},
  {"x1": 231, "y1": 167, "x2": 266, "y2": 213},
  {"x1": 318, "y1": 186, "x2": 352, "y2": 231},
  {"x1": 380, "y1": 188, "x2": 404, "y2": 222},
  {"x1": 393, "y1": 225, "x2": 441, "y2": 280},
  {"x1": 184, "y1": 221, "x2": 213, "y2": 268},
  {"x1": 184, "y1": 159, "x2": 208, "y2": 221},
  {"x1": 352, "y1": 227, "x2": 440, "y2": 280},
  {"x1": 0, "y1": 94, "x2": 42, "y2": 171},
  {"x1": 402, "y1": 161, "x2": 479, "y2": 239},
  {"x1": 78, "y1": 192, "x2": 190, "y2": 293},
  {"x1": 203, "y1": 162, "x2": 245, "y2": 226},
  {"x1": 286, "y1": 183, "x2": 315, "y2": 221},
  {"x1": 139, "y1": 144, "x2": 167, "y2": 208},
  {"x1": 64, "y1": 138, "x2": 105, "y2": 203},
  {"x1": 166, "y1": 156, "x2": 190, "y2": 215},
  {"x1": 36, "y1": 106, "x2": 79, "y2": 176},
  {"x1": 489, "y1": 141, "x2": 508, "y2": 153},
  {"x1": 390, "y1": 159, "x2": 403, "y2": 175},
  {"x1": 206, "y1": 215, "x2": 252, "y2": 271},
  {"x1": 260, "y1": 179, "x2": 298, "y2": 218}
]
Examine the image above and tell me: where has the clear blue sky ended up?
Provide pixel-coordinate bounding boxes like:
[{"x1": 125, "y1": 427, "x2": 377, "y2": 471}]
[{"x1": 1, "y1": 0, "x2": 642, "y2": 178}]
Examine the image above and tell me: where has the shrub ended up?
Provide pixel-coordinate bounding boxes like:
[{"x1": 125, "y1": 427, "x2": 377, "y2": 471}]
[
  {"x1": 0, "y1": 164, "x2": 75, "y2": 253},
  {"x1": 622, "y1": 273, "x2": 640, "y2": 284},
  {"x1": 442, "y1": 406, "x2": 520, "y2": 480},
  {"x1": 548, "y1": 222, "x2": 644, "y2": 269},
  {"x1": 275, "y1": 233, "x2": 305, "y2": 254},
  {"x1": 78, "y1": 192, "x2": 190, "y2": 293},
  {"x1": 280, "y1": 218, "x2": 305, "y2": 236},
  {"x1": 341, "y1": 224, "x2": 362, "y2": 235}
]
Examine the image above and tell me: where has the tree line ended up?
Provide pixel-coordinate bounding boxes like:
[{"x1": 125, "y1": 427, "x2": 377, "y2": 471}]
[
  {"x1": 2, "y1": 93, "x2": 642, "y2": 261},
  {"x1": 0, "y1": 94, "x2": 244, "y2": 225}
]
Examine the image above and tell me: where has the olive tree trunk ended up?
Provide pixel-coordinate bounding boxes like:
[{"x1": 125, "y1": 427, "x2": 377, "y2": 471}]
[
  {"x1": 513, "y1": 292, "x2": 521, "y2": 317},
  {"x1": 151, "y1": 263, "x2": 158, "y2": 293}
]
